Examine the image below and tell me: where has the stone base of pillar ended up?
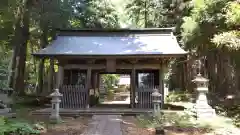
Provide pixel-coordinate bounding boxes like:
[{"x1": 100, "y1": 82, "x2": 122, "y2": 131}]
[
  {"x1": 49, "y1": 114, "x2": 62, "y2": 124},
  {"x1": 193, "y1": 103, "x2": 216, "y2": 119}
]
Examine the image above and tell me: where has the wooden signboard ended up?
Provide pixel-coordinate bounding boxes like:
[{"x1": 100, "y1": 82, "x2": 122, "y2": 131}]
[{"x1": 106, "y1": 59, "x2": 116, "y2": 72}]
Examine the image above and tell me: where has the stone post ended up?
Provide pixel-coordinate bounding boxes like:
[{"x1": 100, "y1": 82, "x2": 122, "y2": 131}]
[
  {"x1": 192, "y1": 60, "x2": 216, "y2": 119},
  {"x1": 0, "y1": 88, "x2": 15, "y2": 117},
  {"x1": 49, "y1": 89, "x2": 62, "y2": 123},
  {"x1": 152, "y1": 89, "x2": 162, "y2": 116}
]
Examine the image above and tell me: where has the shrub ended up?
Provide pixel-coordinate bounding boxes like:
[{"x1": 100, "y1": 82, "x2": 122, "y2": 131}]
[
  {"x1": 106, "y1": 89, "x2": 115, "y2": 100},
  {"x1": 137, "y1": 112, "x2": 194, "y2": 128},
  {"x1": 166, "y1": 91, "x2": 193, "y2": 102},
  {"x1": 215, "y1": 104, "x2": 240, "y2": 127},
  {"x1": 0, "y1": 116, "x2": 40, "y2": 135},
  {"x1": 89, "y1": 95, "x2": 99, "y2": 107},
  {"x1": 113, "y1": 87, "x2": 126, "y2": 93}
]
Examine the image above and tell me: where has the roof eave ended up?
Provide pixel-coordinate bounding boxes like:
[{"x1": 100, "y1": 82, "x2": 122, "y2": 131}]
[
  {"x1": 56, "y1": 27, "x2": 176, "y2": 36},
  {"x1": 32, "y1": 52, "x2": 188, "y2": 59}
]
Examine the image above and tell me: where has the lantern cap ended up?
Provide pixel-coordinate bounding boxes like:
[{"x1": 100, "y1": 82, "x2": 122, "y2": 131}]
[
  {"x1": 49, "y1": 89, "x2": 63, "y2": 97},
  {"x1": 192, "y1": 74, "x2": 209, "y2": 83},
  {"x1": 152, "y1": 89, "x2": 162, "y2": 96}
]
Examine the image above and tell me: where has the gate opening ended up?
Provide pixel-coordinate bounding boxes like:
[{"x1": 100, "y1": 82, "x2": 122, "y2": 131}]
[{"x1": 97, "y1": 74, "x2": 131, "y2": 107}]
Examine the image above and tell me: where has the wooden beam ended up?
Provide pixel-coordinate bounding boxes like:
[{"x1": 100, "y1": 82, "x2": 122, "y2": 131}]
[
  {"x1": 49, "y1": 54, "x2": 187, "y2": 60},
  {"x1": 106, "y1": 58, "x2": 116, "y2": 72},
  {"x1": 64, "y1": 64, "x2": 105, "y2": 69},
  {"x1": 63, "y1": 64, "x2": 161, "y2": 70}
]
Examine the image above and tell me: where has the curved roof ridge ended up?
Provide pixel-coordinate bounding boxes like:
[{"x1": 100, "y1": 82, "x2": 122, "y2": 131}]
[{"x1": 57, "y1": 27, "x2": 175, "y2": 36}]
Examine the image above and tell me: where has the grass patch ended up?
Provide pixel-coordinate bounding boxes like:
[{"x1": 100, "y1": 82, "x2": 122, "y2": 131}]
[
  {"x1": 136, "y1": 111, "x2": 213, "y2": 133},
  {"x1": 166, "y1": 91, "x2": 194, "y2": 102},
  {"x1": 0, "y1": 116, "x2": 41, "y2": 135}
]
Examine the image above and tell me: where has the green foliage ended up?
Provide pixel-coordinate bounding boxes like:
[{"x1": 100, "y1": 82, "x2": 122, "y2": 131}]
[
  {"x1": 225, "y1": 1, "x2": 240, "y2": 26},
  {"x1": 0, "y1": 116, "x2": 40, "y2": 135},
  {"x1": 181, "y1": 16, "x2": 200, "y2": 48},
  {"x1": 0, "y1": 45, "x2": 11, "y2": 88},
  {"x1": 106, "y1": 89, "x2": 115, "y2": 101},
  {"x1": 215, "y1": 104, "x2": 240, "y2": 127},
  {"x1": 212, "y1": 31, "x2": 240, "y2": 50},
  {"x1": 0, "y1": 0, "x2": 15, "y2": 42},
  {"x1": 166, "y1": 91, "x2": 193, "y2": 102},
  {"x1": 125, "y1": 0, "x2": 190, "y2": 28},
  {"x1": 74, "y1": 0, "x2": 120, "y2": 28},
  {"x1": 102, "y1": 74, "x2": 120, "y2": 90},
  {"x1": 181, "y1": 0, "x2": 230, "y2": 49},
  {"x1": 181, "y1": 0, "x2": 240, "y2": 51},
  {"x1": 211, "y1": 1, "x2": 240, "y2": 51},
  {"x1": 137, "y1": 112, "x2": 201, "y2": 128}
]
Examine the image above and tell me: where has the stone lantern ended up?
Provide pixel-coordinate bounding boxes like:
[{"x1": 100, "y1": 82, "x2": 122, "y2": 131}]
[
  {"x1": 152, "y1": 89, "x2": 162, "y2": 116},
  {"x1": 49, "y1": 89, "x2": 63, "y2": 123},
  {"x1": 192, "y1": 74, "x2": 209, "y2": 105},
  {"x1": 192, "y1": 60, "x2": 215, "y2": 119},
  {"x1": 0, "y1": 88, "x2": 15, "y2": 117}
]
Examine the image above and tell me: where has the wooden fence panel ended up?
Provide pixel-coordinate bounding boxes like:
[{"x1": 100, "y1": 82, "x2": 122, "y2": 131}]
[
  {"x1": 60, "y1": 85, "x2": 88, "y2": 109},
  {"x1": 135, "y1": 86, "x2": 160, "y2": 109}
]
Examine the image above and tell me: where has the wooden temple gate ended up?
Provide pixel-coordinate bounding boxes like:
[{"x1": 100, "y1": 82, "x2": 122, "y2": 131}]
[
  {"x1": 33, "y1": 28, "x2": 187, "y2": 110},
  {"x1": 58, "y1": 66, "x2": 164, "y2": 109}
]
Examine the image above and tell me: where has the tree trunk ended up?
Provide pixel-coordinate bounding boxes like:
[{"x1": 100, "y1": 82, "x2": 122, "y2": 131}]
[
  {"x1": 37, "y1": 59, "x2": 44, "y2": 94},
  {"x1": 8, "y1": 2, "x2": 25, "y2": 89},
  {"x1": 8, "y1": 45, "x2": 18, "y2": 88},
  {"x1": 37, "y1": 25, "x2": 48, "y2": 94},
  {"x1": 144, "y1": 0, "x2": 148, "y2": 28},
  {"x1": 236, "y1": 67, "x2": 240, "y2": 98},
  {"x1": 47, "y1": 29, "x2": 57, "y2": 92},
  {"x1": 14, "y1": 0, "x2": 31, "y2": 96},
  {"x1": 48, "y1": 59, "x2": 54, "y2": 92}
]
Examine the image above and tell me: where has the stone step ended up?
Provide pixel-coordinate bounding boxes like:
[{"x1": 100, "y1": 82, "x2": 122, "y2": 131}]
[
  {"x1": 0, "y1": 108, "x2": 11, "y2": 114},
  {"x1": 0, "y1": 113, "x2": 16, "y2": 118},
  {"x1": 31, "y1": 111, "x2": 149, "y2": 116}
]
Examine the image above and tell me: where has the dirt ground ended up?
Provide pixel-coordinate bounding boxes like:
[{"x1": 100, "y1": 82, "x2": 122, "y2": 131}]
[
  {"x1": 121, "y1": 116, "x2": 212, "y2": 135},
  {"x1": 13, "y1": 107, "x2": 90, "y2": 135},
  {"x1": 121, "y1": 116, "x2": 156, "y2": 135},
  {"x1": 41, "y1": 116, "x2": 90, "y2": 135}
]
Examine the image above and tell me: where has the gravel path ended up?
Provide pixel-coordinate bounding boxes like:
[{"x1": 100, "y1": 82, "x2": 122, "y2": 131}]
[{"x1": 81, "y1": 115, "x2": 123, "y2": 135}]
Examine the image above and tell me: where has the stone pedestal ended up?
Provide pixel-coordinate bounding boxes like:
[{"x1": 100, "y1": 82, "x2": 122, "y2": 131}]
[
  {"x1": 0, "y1": 88, "x2": 15, "y2": 118},
  {"x1": 152, "y1": 89, "x2": 162, "y2": 116},
  {"x1": 192, "y1": 74, "x2": 216, "y2": 119},
  {"x1": 49, "y1": 89, "x2": 62, "y2": 123}
]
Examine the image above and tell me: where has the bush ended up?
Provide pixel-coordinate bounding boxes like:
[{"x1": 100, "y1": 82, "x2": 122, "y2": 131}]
[
  {"x1": 113, "y1": 87, "x2": 126, "y2": 93},
  {"x1": 137, "y1": 112, "x2": 213, "y2": 132},
  {"x1": 89, "y1": 95, "x2": 99, "y2": 107},
  {"x1": 215, "y1": 104, "x2": 240, "y2": 127},
  {"x1": 166, "y1": 91, "x2": 193, "y2": 102},
  {"x1": 137, "y1": 112, "x2": 194, "y2": 128},
  {"x1": 106, "y1": 89, "x2": 115, "y2": 100},
  {"x1": 0, "y1": 116, "x2": 40, "y2": 135}
]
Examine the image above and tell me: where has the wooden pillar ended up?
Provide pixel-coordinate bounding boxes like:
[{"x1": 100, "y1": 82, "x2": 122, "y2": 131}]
[
  {"x1": 93, "y1": 71, "x2": 98, "y2": 94},
  {"x1": 130, "y1": 60, "x2": 137, "y2": 108},
  {"x1": 56, "y1": 65, "x2": 64, "y2": 89},
  {"x1": 86, "y1": 67, "x2": 92, "y2": 108},
  {"x1": 97, "y1": 72, "x2": 100, "y2": 89},
  {"x1": 159, "y1": 61, "x2": 165, "y2": 108},
  {"x1": 131, "y1": 67, "x2": 136, "y2": 108},
  {"x1": 86, "y1": 60, "x2": 95, "y2": 108}
]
